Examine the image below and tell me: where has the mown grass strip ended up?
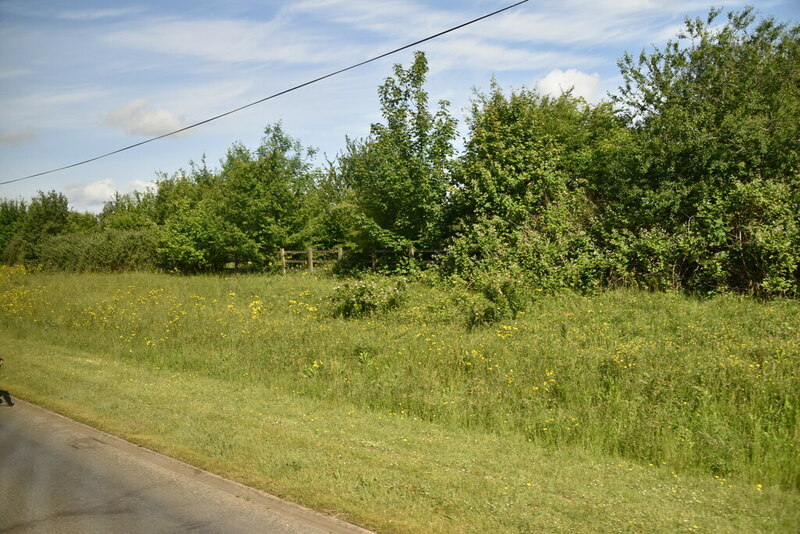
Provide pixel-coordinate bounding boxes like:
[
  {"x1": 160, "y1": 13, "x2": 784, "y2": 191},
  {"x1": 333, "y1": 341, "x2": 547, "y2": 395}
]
[
  {"x1": 1, "y1": 268, "x2": 799, "y2": 531},
  {"x1": 2, "y1": 332, "x2": 798, "y2": 533}
]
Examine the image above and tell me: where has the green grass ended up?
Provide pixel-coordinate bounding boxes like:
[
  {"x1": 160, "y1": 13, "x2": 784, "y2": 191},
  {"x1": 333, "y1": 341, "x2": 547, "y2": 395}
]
[{"x1": 1, "y1": 266, "x2": 799, "y2": 532}]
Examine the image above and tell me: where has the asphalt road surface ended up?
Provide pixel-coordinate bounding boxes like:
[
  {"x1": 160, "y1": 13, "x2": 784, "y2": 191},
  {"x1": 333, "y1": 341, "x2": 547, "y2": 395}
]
[{"x1": 0, "y1": 399, "x2": 371, "y2": 534}]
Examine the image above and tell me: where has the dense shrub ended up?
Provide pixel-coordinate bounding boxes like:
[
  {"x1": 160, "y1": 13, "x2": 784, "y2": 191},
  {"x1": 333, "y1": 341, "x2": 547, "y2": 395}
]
[
  {"x1": 330, "y1": 276, "x2": 406, "y2": 318},
  {"x1": 37, "y1": 230, "x2": 159, "y2": 272},
  {"x1": 3, "y1": 9, "x2": 799, "y2": 297}
]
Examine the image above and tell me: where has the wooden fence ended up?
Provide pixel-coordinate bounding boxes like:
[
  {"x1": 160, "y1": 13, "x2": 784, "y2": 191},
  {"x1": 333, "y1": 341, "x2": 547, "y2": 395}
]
[{"x1": 279, "y1": 247, "x2": 443, "y2": 273}]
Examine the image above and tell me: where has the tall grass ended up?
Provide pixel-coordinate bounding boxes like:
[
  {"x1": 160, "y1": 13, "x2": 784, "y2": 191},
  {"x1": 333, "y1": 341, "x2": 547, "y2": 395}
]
[{"x1": 2, "y1": 265, "x2": 798, "y2": 490}]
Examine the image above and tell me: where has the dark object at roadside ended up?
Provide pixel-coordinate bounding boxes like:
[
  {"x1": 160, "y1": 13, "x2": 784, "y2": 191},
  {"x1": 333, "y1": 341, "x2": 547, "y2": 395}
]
[
  {"x1": 0, "y1": 358, "x2": 13, "y2": 407},
  {"x1": 0, "y1": 391, "x2": 13, "y2": 407}
]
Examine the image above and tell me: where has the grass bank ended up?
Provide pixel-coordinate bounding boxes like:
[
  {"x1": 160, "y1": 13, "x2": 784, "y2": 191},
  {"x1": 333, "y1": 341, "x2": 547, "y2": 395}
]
[{"x1": 1, "y1": 266, "x2": 798, "y2": 532}]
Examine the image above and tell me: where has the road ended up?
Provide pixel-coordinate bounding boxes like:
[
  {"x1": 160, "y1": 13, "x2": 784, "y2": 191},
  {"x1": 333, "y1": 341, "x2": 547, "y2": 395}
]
[{"x1": 0, "y1": 399, "x2": 371, "y2": 534}]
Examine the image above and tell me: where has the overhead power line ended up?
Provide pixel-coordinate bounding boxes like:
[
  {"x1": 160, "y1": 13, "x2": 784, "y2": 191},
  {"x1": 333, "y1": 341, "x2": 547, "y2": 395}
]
[{"x1": 2, "y1": 0, "x2": 529, "y2": 186}]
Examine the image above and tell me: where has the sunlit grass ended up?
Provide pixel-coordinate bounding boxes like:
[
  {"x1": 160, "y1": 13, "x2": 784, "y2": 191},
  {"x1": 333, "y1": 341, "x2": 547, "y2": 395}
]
[{"x1": 1, "y1": 266, "x2": 799, "y2": 531}]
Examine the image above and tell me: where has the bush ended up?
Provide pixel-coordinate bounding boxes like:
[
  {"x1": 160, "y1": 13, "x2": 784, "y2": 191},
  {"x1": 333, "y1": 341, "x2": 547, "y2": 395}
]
[
  {"x1": 440, "y1": 195, "x2": 604, "y2": 295},
  {"x1": 37, "y1": 229, "x2": 159, "y2": 272},
  {"x1": 437, "y1": 267, "x2": 531, "y2": 328},
  {"x1": 331, "y1": 276, "x2": 406, "y2": 318}
]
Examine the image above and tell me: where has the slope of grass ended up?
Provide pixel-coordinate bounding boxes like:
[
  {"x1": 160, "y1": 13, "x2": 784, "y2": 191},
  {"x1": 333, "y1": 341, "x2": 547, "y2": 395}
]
[{"x1": 1, "y1": 266, "x2": 798, "y2": 531}]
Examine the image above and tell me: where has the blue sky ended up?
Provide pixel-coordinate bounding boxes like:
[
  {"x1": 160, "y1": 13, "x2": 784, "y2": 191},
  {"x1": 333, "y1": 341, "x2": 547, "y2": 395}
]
[{"x1": 1, "y1": 0, "x2": 798, "y2": 212}]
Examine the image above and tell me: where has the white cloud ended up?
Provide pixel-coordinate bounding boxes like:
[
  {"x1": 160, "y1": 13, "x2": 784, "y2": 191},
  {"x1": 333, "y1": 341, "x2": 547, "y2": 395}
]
[
  {"x1": 127, "y1": 179, "x2": 157, "y2": 194},
  {"x1": 166, "y1": 81, "x2": 253, "y2": 119},
  {"x1": 58, "y1": 7, "x2": 144, "y2": 21},
  {"x1": 288, "y1": 0, "x2": 452, "y2": 36},
  {"x1": 105, "y1": 99, "x2": 187, "y2": 137},
  {"x1": 428, "y1": 38, "x2": 590, "y2": 73},
  {"x1": 0, "y1": 69, "x2": 32, "y2": 80},
  {"x1": 464, "y1": 7, "x2": 648, "y2": 46},
  {"x1": 15, "y1": 88, "x2": 108, "y2": 109},
  {"x1": 0, "y1": 128, "x2": 37, "y2": 147},
  {"x1": 66, "y1": 178, "x2": 117, "y2": 211},
  {"x1": 1, "y1": 88, "x2": 109, "y2": 130},
  {"x1": 102, "y1": 18, "x2": 350, "y2": 65},
  {"x1": 537, "y1": 68, "x2": 601, "y2": 102},
  {"x1": 462, "y1": 0, "x2": 734, "y2": 47},
  {"x1": 65, "y1": 177, "x2": 160, "y2": 213}
]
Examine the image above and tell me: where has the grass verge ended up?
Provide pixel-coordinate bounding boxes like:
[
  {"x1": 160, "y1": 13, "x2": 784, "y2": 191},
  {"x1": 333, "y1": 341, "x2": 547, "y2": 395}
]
[
  {"x1": 4, "y1": 335, "x2": 798, "y2": 533},
  {"x1": 1, "y1": 267, "x2": 798, "y2": 532}
]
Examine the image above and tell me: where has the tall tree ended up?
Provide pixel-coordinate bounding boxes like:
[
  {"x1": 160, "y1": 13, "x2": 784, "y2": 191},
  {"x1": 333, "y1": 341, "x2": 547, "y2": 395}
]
[
  {"x1": 101, "y1": 190, "x2": 159, "y2": 231},
  {"x1": 444, "y1": 85, "x2": 608, "y2": 291},
  {"x1": 11, "y1": 191, "x2": 70, "y2": 263},
  {"x1": 0, "y1": 198, "x2": 26, "y2": 264},
  {"x1": 338, "y1": 51, "x2": 456, "y2": 249},
  {"x1": 614, "y1": 7, "x2": 800, "y2": 294},
  {"x1": 151, "y1": 124, "x2": 317, "y2": 272},
  {"x1": 215, "y1": 123, "x2": 316, "y2": 264}
]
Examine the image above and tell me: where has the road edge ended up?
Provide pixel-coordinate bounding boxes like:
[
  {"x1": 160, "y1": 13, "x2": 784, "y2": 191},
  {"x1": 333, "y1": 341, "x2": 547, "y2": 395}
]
[{"x1": 10, "y1": 398, "x2": 374, "y2": 534}]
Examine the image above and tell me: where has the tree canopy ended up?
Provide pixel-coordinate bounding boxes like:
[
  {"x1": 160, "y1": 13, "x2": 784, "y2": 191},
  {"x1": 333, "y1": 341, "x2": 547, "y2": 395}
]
[{"x1": 2, "y1": 7, "x2": 798, "y2": 295}]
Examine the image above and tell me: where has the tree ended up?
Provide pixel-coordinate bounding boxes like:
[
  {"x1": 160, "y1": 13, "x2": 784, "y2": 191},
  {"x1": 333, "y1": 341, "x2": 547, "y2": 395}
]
[
  {"x1": 0, "y1": 198, "x2": 26, "y2": 264},
  {"x1": 66, "y1": 211, "x2": 99, "y2": 233},
  {"x1": 214, "y1": 123, "x2": 316, "y2": 265},
  {"x1": 100, "y1": 190, "x2": 159, "y2": 231},
  {"x1": 290, "y1": 163, "x2": 354, "y2": 249},
  {"x1": 450, "y1": 85, "x2": 568, "y2": 228},
  {"x1": 158, "y1": 197, "x2": 256, "y2": 272},
  {"x1": 442, "y1": 85, "x2": 608, "y2": 292},
  {"x1": 338, "y1": 51, "x2": 456, "y2": 249},
  {"x1": 616, "y1": 8, "x2": 799, "y2": 192},
  {"x1": 157, "y1": 123, "x2": 317, "y2": 272},
  {"x1": 11, "y1": 191, "x2": 70, "y2": 263},
  {"x1": 614, "y1": 7, "x2": 800, "y2": 295}
]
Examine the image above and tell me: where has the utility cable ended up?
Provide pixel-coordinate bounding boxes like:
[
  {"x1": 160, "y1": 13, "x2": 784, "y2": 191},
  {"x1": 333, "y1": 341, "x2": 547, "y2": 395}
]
[{"x1": 1, "y1": 0, "x2": 529, "y2": 186}]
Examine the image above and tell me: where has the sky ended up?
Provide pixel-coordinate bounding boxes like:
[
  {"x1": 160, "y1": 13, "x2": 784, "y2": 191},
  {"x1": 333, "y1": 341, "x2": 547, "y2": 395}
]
[{"x1": 1, "y1": 0, "x2": 798, "y2": 212}]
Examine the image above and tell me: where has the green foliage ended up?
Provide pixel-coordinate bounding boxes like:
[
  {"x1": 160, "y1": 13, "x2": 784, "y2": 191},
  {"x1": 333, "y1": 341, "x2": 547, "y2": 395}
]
[
  {"x1": 601, "y1": 228, "x2": 677, "y2": 291},
  {"x1": 154, "y1": 124, "x2": 317, "y2": 273},
  {"x1": 330, "y1": 276, "x2": 406, "y2": 318},
  {"x1": 150, "y1": 168, "x2": 208, "y2": 226},
  {"x1": 66, "y1": 211, "x2": 99, "y2": 233},
  {"x1": 616, "y1": 7, "x2": 800, "y2": 190},
  {"x1": 5, "y1": 10, "x2": 800, "y2": 296},
  {"x1": 0, "y1": 198, "x2": 26, "y2": 264},
  {"x1": 670, "y1": 178, "x2": 800, "y2": 296},
  {"x1": 443, "y1": 86, "x2": 605, "y2": 292},
  {"x1": 288, "y1": 167, "x2": 353, "y2": 249},
  {"x1": 338, "y1": 51, "x2": 456, "y2": 250},
  {"x1": 157, "y1": 198, "x2": 259, "y2": 273},
  {"x1": 37, "y1": 229, "x2": 159, "y2": 272},
  {"x1": 455, "y1": 273, "x2": 528, "y2": 328},
  {"x1": 100, "y1": 191, "x2": 159, "y2": 230},
  {"x1": 450, "y1": 84, "x2": 567, "y2": 226},
  {"x1": 11, "y1": 191, "x2": 70, "y2": 264},
  {"x1": 216, "y1": 124, "x2": 316, "y2": 258},
  {"x1": 612, "y1": 7, "x2": 800, "y2": 295}
]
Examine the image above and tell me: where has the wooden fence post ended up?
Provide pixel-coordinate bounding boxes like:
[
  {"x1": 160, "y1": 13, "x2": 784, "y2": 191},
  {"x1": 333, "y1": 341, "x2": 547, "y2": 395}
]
[
  {"x1": 307, "y1": 247, "x2": 314, "y2": 272},
  {"x1": 280, "y1": 248, "x2": 286, "y2": 274},
  {"x1": 337, "y1": 247, "x2": 343, "y2": 262}
]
